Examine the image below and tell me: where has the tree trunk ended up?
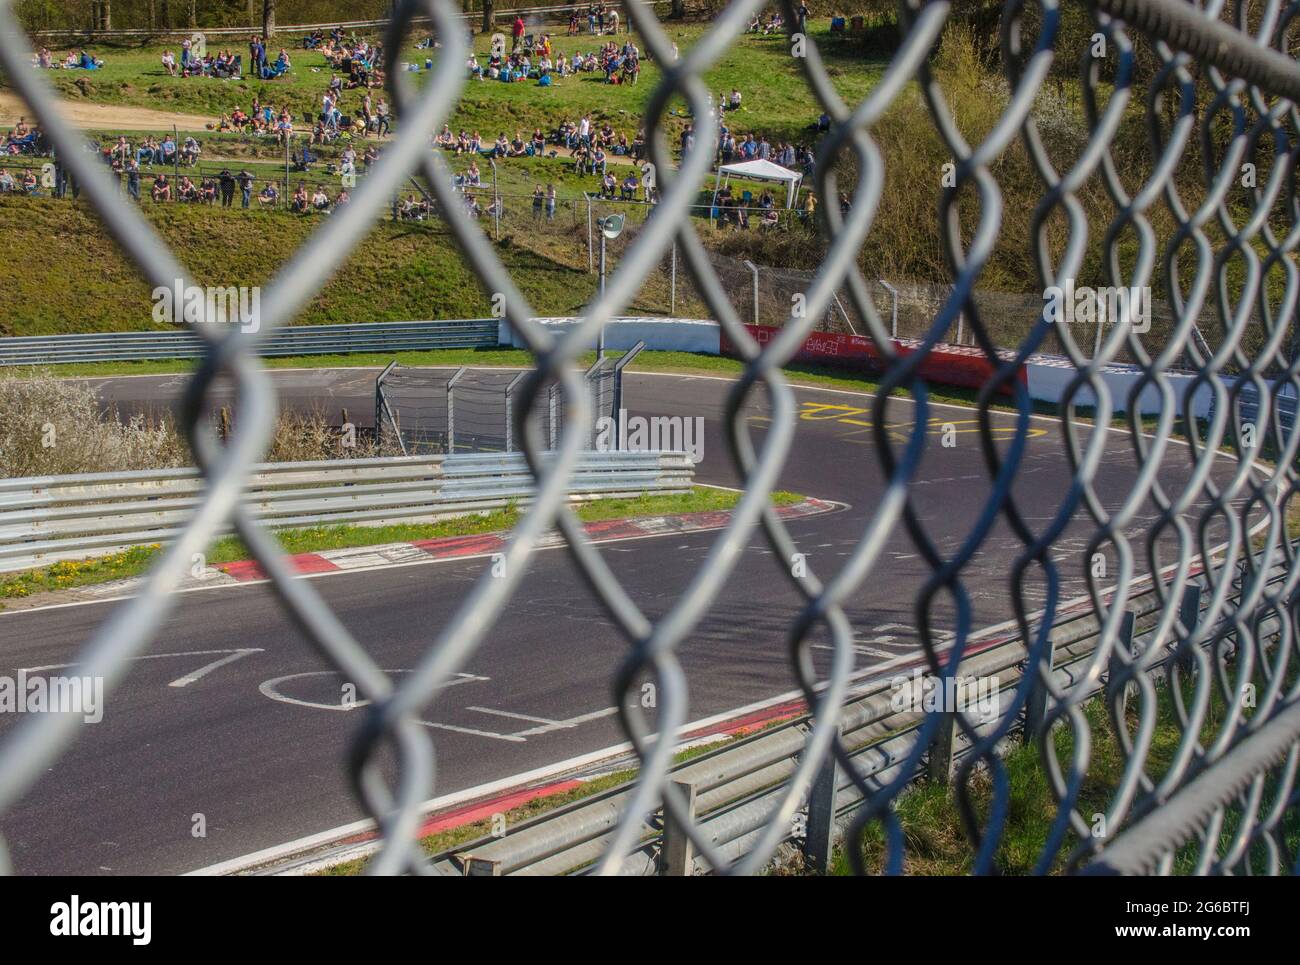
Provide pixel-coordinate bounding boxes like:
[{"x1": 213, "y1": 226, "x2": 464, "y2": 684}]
[
  {"x1": 147, "y1": 0, "x2": 156, "y2": 31},
  {"x1": 671, "y1": 0, "x2": 685, "y2": 19},
  {"x1": 100, "y1": 0, "x2": 111, "y2": 30},
  {"x1": 188, "y1": 0, "x2": 196, "y2": 28},
  {"x1": 161, "y1": 0, "x2": 169, "y2": 29},
  {"x1": 262, "y1": 0, "x2": 275, "y2": 40},
  {"x1": 481, "y1": 0, "x2": 494, "y2": 34}
]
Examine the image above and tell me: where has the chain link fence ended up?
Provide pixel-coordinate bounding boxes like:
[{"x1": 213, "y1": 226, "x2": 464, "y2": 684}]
[{"x1": 2, "y1": 0, "x2": 1300, "y2": 877}]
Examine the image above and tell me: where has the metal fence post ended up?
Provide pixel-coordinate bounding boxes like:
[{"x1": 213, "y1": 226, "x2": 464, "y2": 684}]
[
  {"x1": 446, "y1": 366, "x2": 466, "y2": 454},
  {"x1": 611, "y1": 340, "x2": 645, "y2": 451},
  {"x1": 670, "y1": 241, "x2": 677, "y2": 314},
  {"x1": 743, "y1": 258, "x2": 759, "y2": 325},
  {"x1": 879, "y1": 278, "x2": 898, "y2": 339},
  {"x1": 504, "y1": 371, "x2": 525, "y2": 453},
  {"x1": 661, "y1": 779, "x2": 697, "y2": 875},
  {"x1": 803, "y1": 746, "x2": 839, "y2": 873}
]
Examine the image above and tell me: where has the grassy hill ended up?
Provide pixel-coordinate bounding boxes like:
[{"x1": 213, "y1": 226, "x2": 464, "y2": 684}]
[{"x1": 0, "y1": 197, "x2": 702, "y2": 335}]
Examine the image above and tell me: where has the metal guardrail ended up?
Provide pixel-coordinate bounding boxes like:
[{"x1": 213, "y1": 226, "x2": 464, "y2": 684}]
[
  {"x1": 0, "y1": 450, "x2": 693, "y2": 572},
  {"x1": 0, "y1": 319, "x2": 498, "y2": 366},
  {"x1": 434, "y1": 558, "x2": 1284, "y2": 876}
]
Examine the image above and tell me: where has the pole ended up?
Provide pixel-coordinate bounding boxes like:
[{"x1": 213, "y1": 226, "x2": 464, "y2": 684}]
[
  {"x1": 586, "y1": 194, "x2": 594, "y2": 273},
  {"x1": 743, "y1": 259, "x2": 759, "y2": 325},
  {"x1": 490, "y1": 158, "x2": 499, "y2": 241},
  {"x1": 598, "y1": 232, "x2": 607, "y2": 359},
  {"x1": 880, "y1": 279, "x2": 898, "y2": 339},
  {"x1": 670, "y1": 241, "x2": 677, "y2": 315}
]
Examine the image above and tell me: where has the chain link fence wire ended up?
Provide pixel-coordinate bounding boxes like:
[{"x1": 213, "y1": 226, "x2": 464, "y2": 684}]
[{"x1": 2, "y1": 0, "x2": 1300, "y2": 876}]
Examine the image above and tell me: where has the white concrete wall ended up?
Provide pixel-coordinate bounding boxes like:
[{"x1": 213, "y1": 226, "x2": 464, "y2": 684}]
[
  {"x1": 499, "y1": 317, "x2": 721, "y2": 354},
  {"x1": 1026, "y1": 359, "x2": 1212, "y2": 417}
]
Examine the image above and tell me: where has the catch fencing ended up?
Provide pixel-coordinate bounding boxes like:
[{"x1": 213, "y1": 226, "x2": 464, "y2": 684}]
[
  {"x1": 0, "y1": 450, "x2": 693, "y2": 573},
  {"x1": 375, "y1": 345, "x2": 641, "y2": 454},
  {"x1": 0, "y1": 0, "x2": 1298, "y2": 878}
]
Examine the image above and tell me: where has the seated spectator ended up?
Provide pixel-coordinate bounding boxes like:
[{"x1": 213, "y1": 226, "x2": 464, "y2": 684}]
[
  {"x1": 0, "y1": 169, "x2": 15, "y2": 193},
  {"x1": 161, "y1": 50, "x2": 177, "y2": 75},
  {"x1": 181, "y1": 136, "x2": 201, "y2": 165},
  {"x1": 335, "y1": 188, "x2": 350, "y2": 207},
  {"x1": 177, "y1": 175, "x2": 198, "y2": 202},
  {"x1": 620, "y1": 173, "x2": 638, "y2": 200},
  {"x1": 291, "y1": 183, "x2": 309, "y2": 213},
  {"x1": 151, "y1": 173, "x2": 171, "y2": 202},
  {"x1": 20, "y1": 168, "x2": 37, "y2": 193},
  {"x1": 257, "y1": 182, "x2": 279, "y2": 206},
  {"x1": 312, "y1": 186, "x2": 331, "y2": 210}
]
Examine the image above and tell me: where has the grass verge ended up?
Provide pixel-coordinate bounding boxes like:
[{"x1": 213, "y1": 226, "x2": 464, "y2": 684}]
[
  {"x1": 825, "y1": 668, "x2": 1297, "y2": 875},
  {"x1": 0, "y1": 485, "x2": 803, "y2": 603}
]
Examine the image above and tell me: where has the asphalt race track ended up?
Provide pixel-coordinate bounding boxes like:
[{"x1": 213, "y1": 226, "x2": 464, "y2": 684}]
[{"x1": 0, "y1": 369, "x2": 1249, "y2": 874}]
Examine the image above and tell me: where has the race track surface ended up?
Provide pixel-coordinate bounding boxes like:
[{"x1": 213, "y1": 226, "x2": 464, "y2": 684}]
[{"x1": 0, "y1": 369, "x2": 1243, "y2": 873}]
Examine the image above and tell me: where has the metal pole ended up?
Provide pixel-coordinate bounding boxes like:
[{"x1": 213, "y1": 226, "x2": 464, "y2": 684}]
[
  {"x1": 586, "y1": 194, "x2": 594, "y2": 273},
  {"x1": 879, "y1": 278, "x2": 898, "y2": 339},
  {"x1": 447, "y1": 366, "x2": 466, "y2": 454},
  {"x1": 504, "y1": 371, "x2": 525, "y2": 453},
  {"x1": 598, "y1": 232, "x2": 607, "y2": 359},
  {"x1": 490, "y1": 158, "x2": 499, "y2": 241},
  {"x1": 743, "y1": 259, "x2": 759, "y2": 325},
  {"x1": 670, "y1": 242, "x2": 677, "y2": 315}
]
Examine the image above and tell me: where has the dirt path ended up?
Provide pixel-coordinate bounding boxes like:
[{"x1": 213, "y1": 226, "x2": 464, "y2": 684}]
[{"x1": 0, "y1": 90, "x2": 214, "y2": 132}]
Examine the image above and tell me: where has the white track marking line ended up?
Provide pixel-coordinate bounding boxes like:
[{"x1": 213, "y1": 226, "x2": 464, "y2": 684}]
[
  {"x1": 511, "y1": 707, "x2": 618, "y2": 737},
  {"x1": 168, "y1": 649, "x2": 261, "y2": 688},
  {"x1": 423, "y1": 721, "x2": 525, "y2": 743},
  {"x1": 20, "y1": 647, "x2": 263, "y2": 675},
  {"x1": 465, "y1": 707, "x2": 560, "y2": 725}
]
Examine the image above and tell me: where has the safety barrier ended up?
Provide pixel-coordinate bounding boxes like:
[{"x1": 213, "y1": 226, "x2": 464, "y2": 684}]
[
  {"x1": 0, "y1": 319, "x2": 498, "y2": 366},
  {"x1": 0, "y1": 450, "x2": 694, "y2": 573}
]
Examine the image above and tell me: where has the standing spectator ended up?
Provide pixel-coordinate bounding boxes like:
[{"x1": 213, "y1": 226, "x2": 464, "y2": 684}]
[
  {"x1": 125, "y1": 158, "x2": 140, "y2": 202},
  {"x1": 532, "y1": 184, "x2": 544, "y2": 219},
  {"x1": 375, "y1": 98, "x2": 390, "y2": 138},
  {"x1": 797, "y1": 1, "x2": 810, "y2": 34},
  {"x1": 237, "y1": 169, "x2": 254, "y2": 208},
  {"x1": 512, "y1": 15, "x2": 526, "y2": 51},
  {"x1": 545, "y1": 183, "x2": 556, "y2": 220},
  {"x1": 180, "y1": 37, "x2": 192, "y2": 72},
  {"x1": 218, "y1": 168, "x2": 236, "y2": 207}
]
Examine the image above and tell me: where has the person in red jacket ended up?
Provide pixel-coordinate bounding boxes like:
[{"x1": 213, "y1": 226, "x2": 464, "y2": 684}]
[{"x1": 512, "y1": 15, "x2": 526, "y2": 51}]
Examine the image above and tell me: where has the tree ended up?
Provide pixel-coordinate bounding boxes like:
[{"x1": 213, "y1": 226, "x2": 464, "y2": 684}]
[
  {"x1": 262, "y1": 0, "x2": 275, "y2": 39},
  {"x1": 481, "y1": 0, "x2": 493, "y2": 35}
]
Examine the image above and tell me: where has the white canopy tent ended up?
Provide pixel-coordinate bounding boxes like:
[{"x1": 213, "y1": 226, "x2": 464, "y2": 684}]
[{"x1": 712, "y1": 158, "x2": 804, "y2": 209}]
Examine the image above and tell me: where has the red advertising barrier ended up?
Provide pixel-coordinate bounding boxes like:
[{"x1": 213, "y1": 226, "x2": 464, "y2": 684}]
[{"x1": 720, "y1": 324, "x2": 1026, "y2": 395}]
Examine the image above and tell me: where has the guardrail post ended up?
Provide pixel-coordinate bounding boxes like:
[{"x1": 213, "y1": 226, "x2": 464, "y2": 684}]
[
  {"x1": 926, "y1": 709, "x2": 957, "y2": 785},
  {"x1": 1023, "y1": 632, "x2": 1056, "y2": 744},
  {"x1": 1106, "y1": 610, "x2": 1138, "y2": 717},
  {"x1": 446, "y1": 366, "x2": 466, "y2": 454},
  {"x1": 661, "y1": 779, "x2": 697, "y2": 876},
  {"x1": 803, "y1": 747, "x2": 839, "y2": 874}
]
